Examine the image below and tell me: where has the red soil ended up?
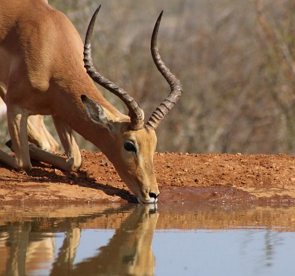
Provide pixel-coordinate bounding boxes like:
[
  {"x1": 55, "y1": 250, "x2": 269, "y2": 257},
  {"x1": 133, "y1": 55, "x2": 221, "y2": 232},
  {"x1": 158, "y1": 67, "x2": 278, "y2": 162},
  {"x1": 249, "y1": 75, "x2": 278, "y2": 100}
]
[{"x1": 1, "y1": 151, "x2": 295, "y2": 206}]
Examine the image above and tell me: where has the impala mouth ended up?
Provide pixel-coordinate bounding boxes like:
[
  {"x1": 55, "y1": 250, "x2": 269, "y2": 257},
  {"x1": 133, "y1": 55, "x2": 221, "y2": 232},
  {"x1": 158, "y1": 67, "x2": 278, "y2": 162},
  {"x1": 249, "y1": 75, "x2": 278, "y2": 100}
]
[
  {"x1": 122, "y1": 177, "x2": 159, "y2": 204},
  {"x1": 136, "y1": 189, "x2": 160, "y2": 204},
  {"x1": 136, "y1": 196, "x2": 158, "y2": 204},
  {"x1": 136, "y1": 197, "x2": 158, "y2": 204}
]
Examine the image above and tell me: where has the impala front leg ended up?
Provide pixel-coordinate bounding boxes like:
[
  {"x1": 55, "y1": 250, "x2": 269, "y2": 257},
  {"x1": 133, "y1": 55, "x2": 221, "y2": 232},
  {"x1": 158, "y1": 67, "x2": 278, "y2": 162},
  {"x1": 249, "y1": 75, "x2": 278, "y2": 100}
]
[
  {"x1": 0, "y1": 106, "x2": 32, "y2": 170},
  {"x1": 27, "y1": 115, "x2": 60, "y2": 153},
  {"x1": 29, "y1": 118, "x2": 81, "y2": 171},
  {"x1": 53, "y1": 117, "x2": 82, "y2": 170}
]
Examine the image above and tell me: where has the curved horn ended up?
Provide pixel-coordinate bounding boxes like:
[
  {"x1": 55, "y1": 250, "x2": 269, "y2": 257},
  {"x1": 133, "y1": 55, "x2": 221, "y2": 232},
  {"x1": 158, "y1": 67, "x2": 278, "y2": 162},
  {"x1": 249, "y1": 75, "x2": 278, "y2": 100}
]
[
  {"x1": 146, "y1": 11, "x2": 183, "y2": 129},
  {"x1": 83, "y1": 5, "x2": 144, "y2": 130}
]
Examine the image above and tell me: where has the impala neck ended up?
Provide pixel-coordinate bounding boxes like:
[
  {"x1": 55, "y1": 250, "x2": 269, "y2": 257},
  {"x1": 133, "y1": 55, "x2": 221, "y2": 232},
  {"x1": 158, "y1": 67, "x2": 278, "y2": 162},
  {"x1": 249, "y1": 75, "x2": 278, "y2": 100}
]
[{"x1": 52, "y1": 73, "x2": 127, "y2": 157}]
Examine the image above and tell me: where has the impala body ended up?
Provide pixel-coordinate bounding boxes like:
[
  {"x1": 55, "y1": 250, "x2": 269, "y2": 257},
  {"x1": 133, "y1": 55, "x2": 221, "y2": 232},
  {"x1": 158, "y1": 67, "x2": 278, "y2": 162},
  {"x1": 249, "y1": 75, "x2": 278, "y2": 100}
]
[{"x1": 0, "y1": 0, "x2": 182, "y2": 203}]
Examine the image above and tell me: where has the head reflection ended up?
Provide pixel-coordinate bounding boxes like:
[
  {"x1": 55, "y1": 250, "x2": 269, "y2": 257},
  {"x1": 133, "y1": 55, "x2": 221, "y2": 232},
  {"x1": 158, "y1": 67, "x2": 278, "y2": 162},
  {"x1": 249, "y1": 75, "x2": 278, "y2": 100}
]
[
  {"x1": 67, "y1": 205, "x2": 158, "y2": 276},
  {"x1": 1, "y1": 205, "x2": 158, "y2": 276}
]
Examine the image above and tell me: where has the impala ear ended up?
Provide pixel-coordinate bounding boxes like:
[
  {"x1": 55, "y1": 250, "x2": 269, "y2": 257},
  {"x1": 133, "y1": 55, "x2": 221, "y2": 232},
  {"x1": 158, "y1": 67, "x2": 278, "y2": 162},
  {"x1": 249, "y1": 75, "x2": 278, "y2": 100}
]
[{"x1": 81, "y1": 95, "x2": 112, "y2": 130}]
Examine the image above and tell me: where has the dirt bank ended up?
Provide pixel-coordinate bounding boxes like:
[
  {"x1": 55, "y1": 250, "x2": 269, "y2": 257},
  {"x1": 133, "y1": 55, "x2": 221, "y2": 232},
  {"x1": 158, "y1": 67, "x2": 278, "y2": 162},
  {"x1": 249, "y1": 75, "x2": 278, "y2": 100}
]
[{"x1": 1, "y1": 151, "x2": 295, "y2": 205}]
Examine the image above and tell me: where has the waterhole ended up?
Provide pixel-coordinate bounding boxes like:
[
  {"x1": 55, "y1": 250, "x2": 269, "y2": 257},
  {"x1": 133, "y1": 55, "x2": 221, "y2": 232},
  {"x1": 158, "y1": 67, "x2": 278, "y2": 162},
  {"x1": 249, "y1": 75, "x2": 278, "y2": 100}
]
[{"x1": 0, "y1": 203, "x2": 294, "y2": 276}]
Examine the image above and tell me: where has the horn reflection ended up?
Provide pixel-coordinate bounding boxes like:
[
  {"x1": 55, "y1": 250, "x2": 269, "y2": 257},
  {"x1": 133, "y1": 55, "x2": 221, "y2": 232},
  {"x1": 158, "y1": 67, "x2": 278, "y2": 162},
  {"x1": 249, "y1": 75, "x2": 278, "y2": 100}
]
[{"x1": 0, "y1": 205, "x2": 158, "y2": 276}]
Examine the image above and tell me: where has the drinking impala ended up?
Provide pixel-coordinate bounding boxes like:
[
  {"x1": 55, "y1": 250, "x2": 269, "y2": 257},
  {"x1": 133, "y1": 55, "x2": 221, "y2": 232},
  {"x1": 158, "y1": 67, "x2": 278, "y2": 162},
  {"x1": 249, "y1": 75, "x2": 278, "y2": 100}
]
[{"x1": 0, "y1": 0, "x2": 182, "y2": 204}]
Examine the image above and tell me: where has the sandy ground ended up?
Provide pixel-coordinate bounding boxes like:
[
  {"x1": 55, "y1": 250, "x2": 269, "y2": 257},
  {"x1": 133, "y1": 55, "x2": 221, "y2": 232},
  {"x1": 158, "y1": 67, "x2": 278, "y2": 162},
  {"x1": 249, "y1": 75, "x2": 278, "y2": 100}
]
[{"x1": 1, "y1": 151, "x2": 295, "y2": 206}]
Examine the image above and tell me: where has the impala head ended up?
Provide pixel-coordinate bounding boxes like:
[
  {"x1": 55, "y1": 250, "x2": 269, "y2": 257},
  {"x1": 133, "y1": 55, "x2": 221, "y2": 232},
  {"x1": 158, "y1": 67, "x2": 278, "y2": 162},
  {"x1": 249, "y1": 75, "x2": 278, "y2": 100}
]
[{"x1": 82, "y1": 6, "x2": 182, "y2": 204}]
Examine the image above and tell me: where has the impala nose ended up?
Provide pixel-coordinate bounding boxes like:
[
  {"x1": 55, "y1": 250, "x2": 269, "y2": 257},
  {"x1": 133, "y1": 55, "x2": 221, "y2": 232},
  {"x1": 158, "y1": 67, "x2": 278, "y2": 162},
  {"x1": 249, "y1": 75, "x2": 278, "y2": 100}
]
[{"x1": 149, "y1": 192, "x2": 159, "y2": 199}]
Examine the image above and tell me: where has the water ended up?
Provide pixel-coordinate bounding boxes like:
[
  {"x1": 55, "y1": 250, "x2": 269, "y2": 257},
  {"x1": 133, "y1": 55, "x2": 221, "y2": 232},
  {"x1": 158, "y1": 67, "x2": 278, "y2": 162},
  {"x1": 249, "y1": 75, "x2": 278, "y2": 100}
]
[{"x1": 0, "y1": 204, "x2": 295, "y2": 276}]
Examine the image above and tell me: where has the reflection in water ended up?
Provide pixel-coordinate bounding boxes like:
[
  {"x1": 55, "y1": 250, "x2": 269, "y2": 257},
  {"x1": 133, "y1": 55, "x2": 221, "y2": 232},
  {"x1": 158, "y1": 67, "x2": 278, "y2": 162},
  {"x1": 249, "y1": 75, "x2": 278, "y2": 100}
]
[
  {"x1": 52, "y1": 206, "x2": 158, "y2": 275},
  {"x1": 0, "y1": 206, "x2": 158, "y2": 276},
  {"x1": 262, "y1": 230, "x2": 283, "y2": 268},
  {"x1": 1, "y1": 205, "x2": 295, "y2": 275}
]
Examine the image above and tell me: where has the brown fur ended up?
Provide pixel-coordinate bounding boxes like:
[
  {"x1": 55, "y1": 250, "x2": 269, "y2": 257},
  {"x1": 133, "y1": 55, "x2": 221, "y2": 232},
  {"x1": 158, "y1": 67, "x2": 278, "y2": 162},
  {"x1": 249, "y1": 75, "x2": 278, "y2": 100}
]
[{"x1": 0, "y1": 0, "x2": 159, "y2": 203}]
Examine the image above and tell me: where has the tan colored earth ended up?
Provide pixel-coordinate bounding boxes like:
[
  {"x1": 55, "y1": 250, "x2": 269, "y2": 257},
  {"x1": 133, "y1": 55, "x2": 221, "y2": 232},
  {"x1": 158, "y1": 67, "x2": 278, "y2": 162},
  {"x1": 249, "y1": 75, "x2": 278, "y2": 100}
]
[{"x1": 1, "y1": 151, "x2": 295, "y2": 206}]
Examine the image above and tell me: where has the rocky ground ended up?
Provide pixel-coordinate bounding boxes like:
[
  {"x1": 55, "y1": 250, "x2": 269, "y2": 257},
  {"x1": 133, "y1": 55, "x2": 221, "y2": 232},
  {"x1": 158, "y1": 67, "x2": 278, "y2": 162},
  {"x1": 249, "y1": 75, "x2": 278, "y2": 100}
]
[{"x1": 1, "y1": 151, "x2": 295, "y2": 206}]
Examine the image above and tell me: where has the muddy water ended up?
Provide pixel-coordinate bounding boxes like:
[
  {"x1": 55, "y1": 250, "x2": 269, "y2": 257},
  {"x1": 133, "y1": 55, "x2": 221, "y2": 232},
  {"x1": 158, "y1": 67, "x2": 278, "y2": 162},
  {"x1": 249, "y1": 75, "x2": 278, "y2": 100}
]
[{"x1": 0, "y1": 204, "x2": 295, "y2": 276}]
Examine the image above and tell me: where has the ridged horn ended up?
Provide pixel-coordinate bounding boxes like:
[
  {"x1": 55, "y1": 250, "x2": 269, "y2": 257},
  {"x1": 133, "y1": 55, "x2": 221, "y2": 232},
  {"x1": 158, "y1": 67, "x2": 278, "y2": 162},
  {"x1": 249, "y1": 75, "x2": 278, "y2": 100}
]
[
  {"x1": 83, "y1": 5, "x2": 144, "y2": 130},
  {"x1": 146, "y1": 11, "x2": 183, "y2": 129}
]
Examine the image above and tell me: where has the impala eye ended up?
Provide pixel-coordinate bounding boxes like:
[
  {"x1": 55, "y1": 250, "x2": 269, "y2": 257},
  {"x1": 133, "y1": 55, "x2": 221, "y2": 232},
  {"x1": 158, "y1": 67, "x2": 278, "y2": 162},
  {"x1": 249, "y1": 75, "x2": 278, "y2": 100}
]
[{"x1": 124, "y1": 140, "x2": 137, "y2": 153}]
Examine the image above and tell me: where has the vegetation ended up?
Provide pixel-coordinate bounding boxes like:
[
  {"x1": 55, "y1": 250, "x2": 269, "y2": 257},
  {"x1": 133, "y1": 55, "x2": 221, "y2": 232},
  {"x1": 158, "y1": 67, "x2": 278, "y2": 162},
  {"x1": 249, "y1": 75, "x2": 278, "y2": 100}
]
[{"x1": 2, "y1": 0, "x2": 295, "y2": 153}]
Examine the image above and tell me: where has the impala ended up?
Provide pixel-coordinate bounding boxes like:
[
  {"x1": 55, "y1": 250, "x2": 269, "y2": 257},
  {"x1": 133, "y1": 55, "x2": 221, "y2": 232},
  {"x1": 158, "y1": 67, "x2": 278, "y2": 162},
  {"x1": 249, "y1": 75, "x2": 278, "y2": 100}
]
[{"x1": 0, "y1": 0, "x2": 182, "y2": 204}]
